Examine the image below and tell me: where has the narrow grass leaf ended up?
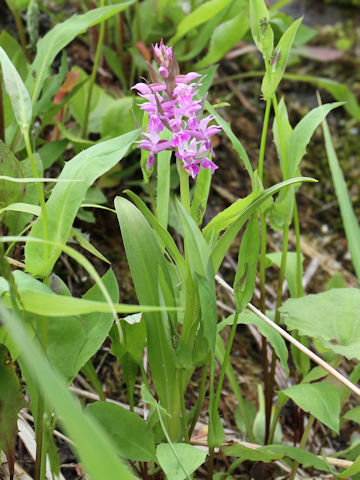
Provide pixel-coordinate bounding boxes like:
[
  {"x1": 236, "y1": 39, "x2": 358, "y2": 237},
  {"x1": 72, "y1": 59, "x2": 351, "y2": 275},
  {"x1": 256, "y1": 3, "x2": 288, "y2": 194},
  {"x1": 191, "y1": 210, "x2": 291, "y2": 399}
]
[
  {"x1": 322, "y1": 115, "x2": 360, "y2": 283},
  {"x1": 0, "y1": 303, "x2": 135, "y2": 480}
]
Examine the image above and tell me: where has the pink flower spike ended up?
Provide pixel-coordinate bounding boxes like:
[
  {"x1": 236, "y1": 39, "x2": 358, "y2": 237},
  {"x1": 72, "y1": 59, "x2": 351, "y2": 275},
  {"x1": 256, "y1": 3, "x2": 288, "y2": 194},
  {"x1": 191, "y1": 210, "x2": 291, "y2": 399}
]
[
  {"x1": 132, "y1": 83, "x2": 166, "y2": 94},
  {"x1": 176, "y1": 72, "x2": 201, "y2": 84},
  {"x1": 159, "y1": 66, "x2": 169, "y2": 78}
]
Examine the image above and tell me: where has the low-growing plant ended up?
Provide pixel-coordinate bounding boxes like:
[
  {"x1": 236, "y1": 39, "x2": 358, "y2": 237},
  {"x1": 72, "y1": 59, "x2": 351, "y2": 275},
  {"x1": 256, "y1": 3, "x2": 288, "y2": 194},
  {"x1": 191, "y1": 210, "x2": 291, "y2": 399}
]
[{"x1": 0, "y1": 1, "x2": 360, "y2": 479}]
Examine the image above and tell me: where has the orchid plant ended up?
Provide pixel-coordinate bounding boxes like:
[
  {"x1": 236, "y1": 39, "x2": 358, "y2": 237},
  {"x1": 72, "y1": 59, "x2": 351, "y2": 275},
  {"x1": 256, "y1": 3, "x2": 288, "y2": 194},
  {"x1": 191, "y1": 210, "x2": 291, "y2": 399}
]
[{"x1": 1, "y1": 0, "x2": 360, "y2": 479}]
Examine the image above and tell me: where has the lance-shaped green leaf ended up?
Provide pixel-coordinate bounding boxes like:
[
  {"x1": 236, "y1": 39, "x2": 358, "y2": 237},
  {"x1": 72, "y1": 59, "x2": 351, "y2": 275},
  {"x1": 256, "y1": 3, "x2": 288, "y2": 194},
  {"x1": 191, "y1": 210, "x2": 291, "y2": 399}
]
[
  {"x1": 262, "y1": 18, "x2": 302, "y2": 100},
  {"x1": 249, "y1": 0, "x2": 274, "y2": 61},
  {"x1": 25, "y1": 130, "x2": 139, "y2": 277},
  {"x1": 0, "y1": 46, "x2": 31, "y2": 132},
  {"x1": 29, "y1": 3, "x2": 134, "y2": 104},
  {"x1": 286, "y1": 102, "x2": 343, "y2": 178},
  {"x1": 234, "y1": 215, "x2": 260, "y2": 312},
  {"x1": 115, "y1": 196, "x2": 181, "y2": 440},
  {"x1": 281, "y1": 383, "x2": 340, "y2": 433},
  {"x1": 210, "y1": 177, "x2": 317, "y2": 272},
  {"x1": 0, "y1": 345, "x2": 25, "y2": 478}
]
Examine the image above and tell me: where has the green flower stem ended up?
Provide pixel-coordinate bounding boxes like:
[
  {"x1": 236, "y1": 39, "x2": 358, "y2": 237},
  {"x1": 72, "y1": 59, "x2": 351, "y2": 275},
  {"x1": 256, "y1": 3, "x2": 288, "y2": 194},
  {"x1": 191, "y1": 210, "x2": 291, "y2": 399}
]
[
  {"x1": 34, "y1": 273, "x2": 50, "y2": 480},
  {"x1": 9, "y1": 5, "x2": 30, "y2": 62},
  {"x1": 258, "y1": 99, "x2": 271, "y2": 183},
  {"x1": 213, "y1": 311, "x2": 239, "y2": 418},
  {"x1": 82, "y1": 0, "x2": 106, "y2": 139},
  {"x1": 265, "y1": 94, "x2": 291, "y2": 443},
  {"x1": 178, "y1": 160, "x2": 191, "y2": 215},
  {"x1": 268, "y1": 393, "x2": 288, "y2": 444},
  {"x1": 0, "y1": 68, "x2": 4, "y2": 142},
  {"x1": 179, "y1": 370, "x2": 189, "y2": 443},
  {"x1": 23, "y1": 128, "x2": 49, "y2": 256},
  {"x1": 289, "y1": 415, "x2": 315, "y2": 480},
  {"x1": 293, "y1": 200, "x2": 304, "y2": 297},
  {"x1": 258, "y1": 97, "x2": 272, "y2": 442},
  {"x1": 188, "y1": 359, "x2": 209, "y2": 439}
]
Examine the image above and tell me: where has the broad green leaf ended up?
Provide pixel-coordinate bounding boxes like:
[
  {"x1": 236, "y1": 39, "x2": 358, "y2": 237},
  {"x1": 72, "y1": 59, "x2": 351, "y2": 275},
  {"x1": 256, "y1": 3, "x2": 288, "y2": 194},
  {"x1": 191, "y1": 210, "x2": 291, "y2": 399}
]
[
  {"x1": 0, "y1": 345, "x2": 25, "y2": 477},
  {"x1": 68, "y1": 68, "x2": 114, "y2": 133},
  {"x1": 115, "y1": 196, "x2": 181, "y2": 440},
  {"x1": 195, "y1": 11, "x2": 249, "y2": 69},
  {"x1": 234, "y1": 215, "x2": 260, "y2": 312},
  {"x1": 156, "y1": 443, "x2": 206, "y2": 480},
  {"x1": 280, "y1": 289, "x2": 360, "y2": 360},
  {"x1": 249, "y1": 0, "x2": 273, "y2": 61},
  {"x1": 26, "y1": 0, "x2": 40, "y2": 49},
  {"x1": 86, "y1": 402, "x2": 156, "y2": 461},
  {"x1": 287, "y1": 102, "x2": 343, "y2": 178},
  {"x1": 211, "y1": 177, "x2": 317, "y2": 272},
  {"x1": 262, "y1": 18, "x2": 302, "y2": 100},
  {"x1": 322, "y1": 115, "x2": 360, "y2": 283},
  {"x1": 171, "y1": 0, "x2": 232, "y2": 44},
  {"x1": 30, "y1": 3, "x2": 134, "y2": 104},
  {"x1": 281, "y1": 383, "x2": 340, "y2": 432},
  {"x1": 205, "y1": 101, "x2": 254, "y2": 183},
  {"x1": 0, "y1": 140, "x2": 25, "y2": 209},
  {"x1": 0, "y1": 46, "x2": 31, "y2": 132},
  {"x1": 25, "y1": 130, "x2": 139, "y2": 277},
  {"x1": 343, "y1": 406, "x2": 360, "y2": 424},
  {"x1": 0, "y1": 302, "x2": 135, "y2": 480},
  {"x1": 100, "y1": 97, "x2": 137, "y2": 139},
  {"x1": 47, "y1": 269, "x2": 119, "y2": 381}
]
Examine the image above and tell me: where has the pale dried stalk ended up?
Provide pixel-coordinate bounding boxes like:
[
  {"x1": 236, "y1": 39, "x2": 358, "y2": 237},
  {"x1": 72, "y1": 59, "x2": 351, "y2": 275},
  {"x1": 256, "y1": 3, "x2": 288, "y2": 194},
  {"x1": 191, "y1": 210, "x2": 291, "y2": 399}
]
[{"x1": 215, "y1": 274, "x2": 360, "y2": 398}]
